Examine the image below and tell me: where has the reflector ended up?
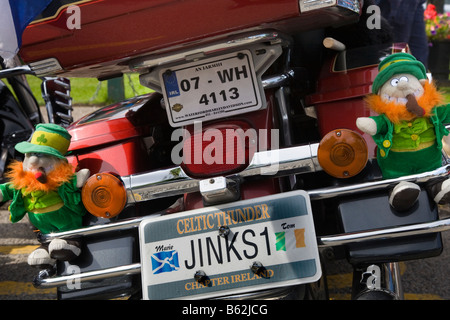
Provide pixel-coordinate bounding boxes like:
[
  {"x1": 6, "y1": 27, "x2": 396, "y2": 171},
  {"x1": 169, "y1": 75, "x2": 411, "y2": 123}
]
[
  {"x1": 82, "y1": 173, "x2": 127, "y2": 218},
  {"x1": 318, "y1": 129, "x2": 368, "y2": 178}
]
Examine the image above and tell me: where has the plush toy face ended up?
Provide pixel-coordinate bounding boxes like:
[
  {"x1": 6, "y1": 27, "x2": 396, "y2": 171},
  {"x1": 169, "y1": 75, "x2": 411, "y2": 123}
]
[
  {"x1": 23, "y1": 153, "x2": 60, "y2": 173},
  {"x1": 23, "y1": 152, "x2": 62, "y2": 184},
  {"x1": 365, "y1": 74, "x2": 441, "y2": 124},
  {"x1": 378, "y1": 73, "x2": 425, "y2": 105},
  {"x1": 22, "y1": 153, "x2": 68, "y2": 184}
]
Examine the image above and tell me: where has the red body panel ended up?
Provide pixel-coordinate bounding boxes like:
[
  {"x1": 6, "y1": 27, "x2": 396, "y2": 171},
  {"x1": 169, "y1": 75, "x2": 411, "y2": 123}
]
[
  {"x1": 20, "y1": 0, "x2": 300, "y2": 77},
  {"x1": 308, "y1": 58, "x2": 381, "y2": 159},
  {"x1": 308, "y1": 43, "x2": 411, "y2": 159},
  {"x1": 67, "y1": 138, "x2": 151, "y2": 176},
  {"x1": 66, "y1": 94, "x2": 166, "y2": 176},
  {"x1": 19, "y1": 0, "x2": 360, "y2": 78}
]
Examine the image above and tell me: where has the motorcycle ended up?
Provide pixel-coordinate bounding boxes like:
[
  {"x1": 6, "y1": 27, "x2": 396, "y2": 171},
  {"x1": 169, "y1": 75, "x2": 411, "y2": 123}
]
[{"x1": 1, "y1": 0, "x2": 449, "y2": 300}]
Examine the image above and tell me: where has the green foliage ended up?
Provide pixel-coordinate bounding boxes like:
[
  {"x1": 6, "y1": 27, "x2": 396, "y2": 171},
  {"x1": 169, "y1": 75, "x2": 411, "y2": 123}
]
[
  {"x1": 21, "y1": 74, "x2": 450, "y2": 106},
  {"x1": 442, "y1": 87, "x2": 450, "y2": 103},
  {"x1": 26, "y1": 74, "x2": 152, "y2": 106}
]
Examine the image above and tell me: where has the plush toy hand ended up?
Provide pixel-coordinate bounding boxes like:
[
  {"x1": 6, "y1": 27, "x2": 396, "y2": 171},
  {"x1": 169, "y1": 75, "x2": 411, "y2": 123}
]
[
  {"x1": 0, "y1": 190, "x2": 3, "y2": 202},
  {"x1": 76, "y1": 169, "x2": 91, "y2": 188},
  {"x1": 356, "y1": 117, "x2": 377, "y2": 136}
]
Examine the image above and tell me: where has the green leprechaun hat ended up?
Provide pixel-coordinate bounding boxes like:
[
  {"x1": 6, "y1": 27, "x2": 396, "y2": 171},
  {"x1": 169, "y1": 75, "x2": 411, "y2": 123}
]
[
  {"x1": 372, "y1": 52, "x2": 427, "y2": 94},
  {"x1": 15, "y1": 123, "x2": 71, "y2": 159}
]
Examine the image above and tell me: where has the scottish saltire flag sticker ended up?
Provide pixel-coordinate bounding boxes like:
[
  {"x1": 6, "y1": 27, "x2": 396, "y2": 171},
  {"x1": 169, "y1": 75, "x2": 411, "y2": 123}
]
[
  {"x1": 0, "y1": 0, "x2": 52, "y2": 60},
  {"x1": 151, "y1": 250, "x2": 180, "y2": 274}
]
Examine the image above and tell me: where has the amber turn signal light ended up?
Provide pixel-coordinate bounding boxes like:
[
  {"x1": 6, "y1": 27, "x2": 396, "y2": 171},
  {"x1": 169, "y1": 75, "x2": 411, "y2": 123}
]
[
  {"x1": 317, "y1": 129, "x2": 368, "y2": 178},
  {"x1": 82, "y1": 173, "x2": 127, "y2": 218}
]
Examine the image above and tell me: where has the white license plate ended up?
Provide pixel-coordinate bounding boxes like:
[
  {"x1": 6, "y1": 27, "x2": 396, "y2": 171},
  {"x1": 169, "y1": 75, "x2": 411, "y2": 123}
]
[
  {"x1": 160, "y1": 50, "x2": 264, "y2": 127},
  {"x1": 139, "y1": 190, "x2": 322, "y2": 300}
]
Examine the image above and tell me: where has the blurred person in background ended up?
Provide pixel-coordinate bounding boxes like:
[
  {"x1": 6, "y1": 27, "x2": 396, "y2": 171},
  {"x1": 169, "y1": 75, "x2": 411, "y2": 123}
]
[{"x1": 375, "y1": 0, "x2": 429, "y2": 67}]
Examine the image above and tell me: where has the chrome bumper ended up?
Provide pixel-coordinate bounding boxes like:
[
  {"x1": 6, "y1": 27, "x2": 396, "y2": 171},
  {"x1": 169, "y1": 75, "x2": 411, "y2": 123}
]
[
  {"x1": 34, "y1": 217, "x2": 450, "y2": 289},
  {"x1": 117, "y1": 142, "x2": 450, "y2": 204},
  {"x1": 121, "y1": 143, "x2": 321, "y2": 204},
  {"x1": 34, "y1": 144, "x2": 450, "y2": 290}
]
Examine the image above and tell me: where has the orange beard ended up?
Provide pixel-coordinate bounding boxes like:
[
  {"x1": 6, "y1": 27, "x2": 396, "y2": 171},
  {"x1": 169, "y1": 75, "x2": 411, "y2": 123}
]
[
  {"x1": 5, "y1": 160, "x2": 75, "y2": 194},
  {"x1": 364, "y1": 81, "x2": 444, "y2": 124}
]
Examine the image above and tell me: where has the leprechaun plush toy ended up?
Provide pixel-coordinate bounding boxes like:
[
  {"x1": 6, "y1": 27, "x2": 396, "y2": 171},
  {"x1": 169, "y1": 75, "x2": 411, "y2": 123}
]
[
  {"x1": 0, "y1": 123, "x2": 90, "y2": 268},
  {"x1": 357, "y1": 52, "x2": 450, "y2": 211}
]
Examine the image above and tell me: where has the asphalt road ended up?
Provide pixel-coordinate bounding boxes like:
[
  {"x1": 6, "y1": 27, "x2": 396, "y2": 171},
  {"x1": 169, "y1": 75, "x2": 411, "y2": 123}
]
[
  {"x1": 1, "y1": 206, "x2": 449, "y2": 300},
  {"x1": 0, "y1": 206, "x2": 56, "y2": 300}
]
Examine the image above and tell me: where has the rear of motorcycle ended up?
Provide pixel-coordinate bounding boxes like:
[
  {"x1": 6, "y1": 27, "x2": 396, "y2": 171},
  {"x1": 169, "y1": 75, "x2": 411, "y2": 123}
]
[
  {"x1": 19, "y1": 1, "x2": 450, "y2": 300},
  {"x1": 35, "y1": 33, "x2": 326, "y2": 300}
]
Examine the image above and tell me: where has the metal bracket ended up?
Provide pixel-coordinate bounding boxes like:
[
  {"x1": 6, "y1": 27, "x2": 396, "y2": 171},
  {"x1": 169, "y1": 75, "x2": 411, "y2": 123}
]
[
  {"x1": 41, "y1": 77, "x2": 73, "y2": 126},
  {"x1": 0, "y1": 58, "x2": 62, "y2": 78},
  {"x1": 199, "y1": 176, "x2": 240, "y2": 205}
]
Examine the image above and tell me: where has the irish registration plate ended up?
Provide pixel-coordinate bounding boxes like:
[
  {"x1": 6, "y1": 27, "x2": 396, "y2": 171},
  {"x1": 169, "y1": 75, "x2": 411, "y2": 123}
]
[
  {"x1": 139, "y1": 190, "x2": 321, "y2": 300},
  {"x1": 160, "y1": 50, "x2": 264, "y2": 127}
]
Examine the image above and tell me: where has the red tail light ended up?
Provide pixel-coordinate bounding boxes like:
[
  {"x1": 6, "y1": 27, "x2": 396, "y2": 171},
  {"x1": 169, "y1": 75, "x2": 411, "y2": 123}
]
[{"x1": 181, "y1": 121, "x2": 256, "y2": 178}]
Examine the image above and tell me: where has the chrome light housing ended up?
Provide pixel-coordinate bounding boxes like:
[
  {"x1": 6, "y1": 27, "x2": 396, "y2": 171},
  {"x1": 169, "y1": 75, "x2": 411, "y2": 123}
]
[{"x1": 299, "y1": 0, "x2": 360, "y2": 13}]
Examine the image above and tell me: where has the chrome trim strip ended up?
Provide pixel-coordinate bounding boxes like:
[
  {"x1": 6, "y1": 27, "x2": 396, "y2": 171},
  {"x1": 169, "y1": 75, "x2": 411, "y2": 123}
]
[
  {"x1": 299, "y1": 0, "x2": 335, "y2": 12},
  {"x1": 34, "y1": 263, "x2": 141, "y2": 288},
  {"x1": 30, "y1": 58, "x2": 63, "y2": 76},
  {"x1": 0, "y1": 65, "x2": 34, "y2": 78},
  {"x1": 337, "y1": 0, "x2": 361, "y2": 13},
  {"x1": 317, "y1": 217, "x2": 450, "y2": 247},
  {"x1": 130, "y1": 31, "x2": 286, "y2": 72},
  {"x1": 299, "y1": 0, "x2": 361, "y2": 13},
  {"x1": 309, "y1": 164, "x2": 450, "y2": 200},
  {"x1": 126, "y1": 144, "x2": 320, "y2": 203},
  {"x1": 261, "y1": 70, "x2": 294, "y2": 89},
  {"x1": 125, "y1": 167, "x2": 199, "y2": 202},
  {"x1": 38, "y1": 216, "x2": 148, "y2": 243},
  {"x1": 215, "y1": 286, "x2": 303, "y2": 300},
  {"x1": 0, "y1": 58, "x2": 62, "y2": 78}
]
